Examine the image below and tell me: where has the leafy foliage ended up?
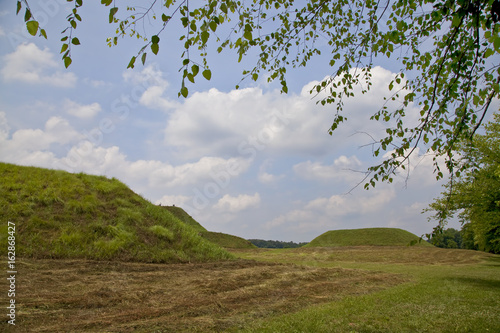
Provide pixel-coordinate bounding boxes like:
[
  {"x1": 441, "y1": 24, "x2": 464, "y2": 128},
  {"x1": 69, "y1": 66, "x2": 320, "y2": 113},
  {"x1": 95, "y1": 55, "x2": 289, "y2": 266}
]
[
  {"x1": 16, "y1": 0, "x2": 500, "y2": 188},
  {"x1": 426, "y1": 113, "x2": 500, "y2": 254},
  {"x1": 427, "y1": 228, "x2": 462, "y2": 248}
]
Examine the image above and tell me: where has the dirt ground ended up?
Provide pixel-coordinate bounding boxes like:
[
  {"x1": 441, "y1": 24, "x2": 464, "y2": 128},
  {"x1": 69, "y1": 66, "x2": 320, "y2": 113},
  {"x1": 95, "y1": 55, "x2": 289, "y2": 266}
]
[{"x1": 7, "y1": 257, "x2": 406, "y2": 332}]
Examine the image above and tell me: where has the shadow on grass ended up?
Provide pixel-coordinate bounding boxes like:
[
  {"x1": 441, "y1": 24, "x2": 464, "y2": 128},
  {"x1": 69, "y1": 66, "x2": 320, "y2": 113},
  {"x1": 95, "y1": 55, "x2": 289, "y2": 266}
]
[{"x1": 451, "y1": 277, "x2": 500, "y2": 291}]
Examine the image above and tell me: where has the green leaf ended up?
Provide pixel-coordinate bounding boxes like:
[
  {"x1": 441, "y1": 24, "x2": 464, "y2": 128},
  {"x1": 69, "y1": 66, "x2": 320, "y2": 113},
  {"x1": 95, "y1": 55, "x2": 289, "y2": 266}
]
[
  {"x1": 64, "y1": 56, "x2": 72, "y2": 68},
  {"x1": 180, "y1": 86, "x2": 188, "y2": 98},
  {"x1": 209, "y1": 21, "x2": 217, "y2": 32},
  {"x1": 202, "y1": 69, "x2": 212, "y2": 81},
  {"x1": 165, "y1": 0, "x2": 173, "y2": 8},
  {"x1": 192, "y1": 64, "x2": 199, "y2": 76},
  {"x1": 24, "y1": 8, "x2": 31, "y2": 22},
  {"x1": 109, "y1": 7, "x2": 118, "y2": 23},
  {"x1": 127, "y1": 56, "x2": 136, "y2": 69},
  {"x1": 16, "y1": 1, "x2": 22, "y2": 15},
  {"x1": 60, "y1": 43, "x2": 68, "y2": 54},
  {"x1": 70, "y1": 20, "x2": 77, "y2": 29},
  {"x1": 71, "y1": 37, "x2": 80, "y2": 45},
  {"x1": 201, "y1": 31, "x2": 209, "y2": 44},
  {"x1": 40, "y1": 28, "x2": 47, "y2": 39},
  {"x1": 220, "y1": 3, "x2": 228, "y2": 14},
  {"x1": 26, "y1": 21, "x2": 38, "y2": 36},
  {"x1": 101, "y1": 0, "x2": 112, "y2": 6},
  {"x1": 141, "y1": 53, "x2": 147, "y2": 65},
  {"x1": 151, "y1": 35, "x2": 160, "y2": 44},
  {"x1": 494, "y1": 36, "x2": 500, "y2": 52},
  {"x1": 243, "y1": 30, "x2": 252, "y2": 41},
  {"x1": 162, "y1": 14, "x2": 170, "y2": 22},
  {"x1": 151, "y1": 43, "x2": 159, "y2": 55}
]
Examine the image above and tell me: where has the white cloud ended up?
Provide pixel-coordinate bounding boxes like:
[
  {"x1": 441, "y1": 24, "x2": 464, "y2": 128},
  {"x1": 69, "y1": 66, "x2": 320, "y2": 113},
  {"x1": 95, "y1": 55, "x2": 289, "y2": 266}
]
[
  {"x1": 214, "y1": 193, "x2": 261, "y2": 212},
  {"x1": 265, "y1": 187, "x2": 396, "y2": 233},
  {"x1": 122, "y1": 64, "x2": 178, "y2": 110},
  {"x1": 1, "y1": 116, "x2": 82, "y2": 156},
  {"x1": 0, "y1": 26, "x2": 5, "y2": 37},
  {"x1": 155, "y1": 195, "x2": 192, "y2": 207},
  {"x1": 293, "y1": 155, "x2": 362, "y2": 181},
  {"x1": 64, "y1": 99, "x2": 102, "y2": 119},
  {"x1": 258, "y1": 159, "x2": 285, "y2": 184},
  {"x1": 0, "y1": 112, "x2": 9, "y2": 141},
  {"x1": 162, "y1": 66, "x2": 410, "y2": 163},
  {"x1": 1, "y1": 43, "x2": 77, "y2": 87}
]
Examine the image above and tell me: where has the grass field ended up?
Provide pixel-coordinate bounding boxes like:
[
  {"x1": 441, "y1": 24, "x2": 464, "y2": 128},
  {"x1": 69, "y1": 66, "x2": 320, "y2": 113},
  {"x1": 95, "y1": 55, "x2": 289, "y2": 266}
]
[{"x1": 3, "y1": 246, "x2": 499, "y2": 332}]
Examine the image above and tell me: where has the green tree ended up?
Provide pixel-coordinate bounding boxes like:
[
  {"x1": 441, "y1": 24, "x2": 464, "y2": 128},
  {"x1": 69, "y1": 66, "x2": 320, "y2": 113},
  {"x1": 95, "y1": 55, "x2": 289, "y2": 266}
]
[
  {"x1": 428, "y1": 228, "x2": 462, "y2": 248},
  {"x1": 15, "y1": 0, "x2": 500, "y2": 189},
  {"x1": 426, "y1": 113, "x2": 500, "y2": 254}
]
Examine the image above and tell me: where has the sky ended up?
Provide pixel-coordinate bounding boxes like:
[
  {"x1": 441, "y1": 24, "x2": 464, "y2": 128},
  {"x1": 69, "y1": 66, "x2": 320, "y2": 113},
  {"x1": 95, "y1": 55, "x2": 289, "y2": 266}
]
[{"x1": 0, "y1": 0, "x2": 485, "y2": 242}]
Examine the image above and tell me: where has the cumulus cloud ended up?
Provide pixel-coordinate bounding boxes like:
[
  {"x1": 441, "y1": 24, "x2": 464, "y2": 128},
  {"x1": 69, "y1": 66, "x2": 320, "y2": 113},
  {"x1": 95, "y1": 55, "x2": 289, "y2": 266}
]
[
  {"x1": 64, "y1": 99, "x2": 102, "y2": 119},
  {"x1": 293, "y1": 155, "x2": 362, "y2": 182},
  {"x1": 1, "y1": 43, "x2": 77, "y2": 87},
  {"x1": 265, "y1": 187, "x2": 396, "y2": 234},
  {"x1": 258, "y1": 159, "x2": 285, "y2": 184},
  {"x1": 123, "y1": 64, "x2": 178, "y2": 110},
  {"x1": 162, "y1": 66, "x2": 411, "y2": 163},
  {"x1": 214, "y1": 193, "x2": 261, "y2": 212},
  {"x1": 0, "y1": 116, "x2": 82, "y2": 159}
]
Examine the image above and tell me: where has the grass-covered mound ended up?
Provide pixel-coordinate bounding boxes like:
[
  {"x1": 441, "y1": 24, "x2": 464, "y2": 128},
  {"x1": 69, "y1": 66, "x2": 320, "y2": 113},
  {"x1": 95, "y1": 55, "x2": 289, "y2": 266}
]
[
  {"x1": 305, "y1": 227, "x2": 433, "y2": 247},
  {"x1": 201, "y1": 231, "x2": 256, "y2": 249},
  {"x1": 0, "y1": 162, "x2": 233, "y2": 262},
  {"x1": 162, "y1": 205, "x2": 255, "y2": 249},
  {"x1": 161, "y1": 205, "x2": 207, "y2": 232}
]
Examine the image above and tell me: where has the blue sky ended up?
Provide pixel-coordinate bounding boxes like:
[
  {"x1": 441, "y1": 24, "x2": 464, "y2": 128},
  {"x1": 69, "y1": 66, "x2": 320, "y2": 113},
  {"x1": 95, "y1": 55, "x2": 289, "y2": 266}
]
[{"x1": 0, "y1": 0, "x2": 478, "y2": 242}]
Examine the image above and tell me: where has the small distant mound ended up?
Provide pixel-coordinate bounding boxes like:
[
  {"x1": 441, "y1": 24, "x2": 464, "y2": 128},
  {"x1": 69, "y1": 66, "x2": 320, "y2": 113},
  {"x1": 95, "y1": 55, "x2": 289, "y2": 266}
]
[
  {"x1": 160, "y1": 206, "x2": 255, "y2": 249},
  {"x1": 201, "y1": 231, "x2": 256, "y2": 249},
  {"x1": 161, "y1": 205, "x2": 207, "y2": 232},
  {"x1": 0, "y1": 162, "x2": 233, "y2": 263},
  {"x1": 305, "y1": 228, "x2": 433, "y2": 247}
]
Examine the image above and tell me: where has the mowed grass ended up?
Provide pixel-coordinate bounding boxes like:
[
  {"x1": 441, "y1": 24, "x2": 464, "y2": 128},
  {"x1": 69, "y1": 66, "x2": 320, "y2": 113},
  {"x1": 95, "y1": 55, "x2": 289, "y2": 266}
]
[
  {"x1": 234, "y1": 246, "x2": 500, "y2": 332},
  {"x1": 2, "y1": 246, "x2": 498, "y2": 332}
]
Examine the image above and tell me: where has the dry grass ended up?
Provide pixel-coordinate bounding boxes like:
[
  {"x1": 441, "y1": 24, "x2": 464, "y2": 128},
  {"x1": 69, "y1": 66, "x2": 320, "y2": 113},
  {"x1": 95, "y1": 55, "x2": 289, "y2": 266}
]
[
  {"x1": 11, "y1": 258, "x2": 406, "y2": 332},
  {"x1": 234, "y1": 246, "x2": 493, "y2": 266}
]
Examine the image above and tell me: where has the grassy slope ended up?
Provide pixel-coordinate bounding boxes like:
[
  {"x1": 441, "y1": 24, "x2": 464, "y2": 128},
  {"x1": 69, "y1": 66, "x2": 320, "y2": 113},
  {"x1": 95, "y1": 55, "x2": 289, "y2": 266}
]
[
  {"x1": 161, "y1": 205, "x2": 207, "y2": 232},
  {"x1": 0, "y1": 162, "x2": 233, "y2": 263},
  {"x1": 305, "y1": 227, "x2": 433, "y2": 247},
  {"x1": 201, "y1": 231, "x2": 256, "y2": 249},
  {"x1": 162, "y1": 205, "x2": 255, "y2": 249}
]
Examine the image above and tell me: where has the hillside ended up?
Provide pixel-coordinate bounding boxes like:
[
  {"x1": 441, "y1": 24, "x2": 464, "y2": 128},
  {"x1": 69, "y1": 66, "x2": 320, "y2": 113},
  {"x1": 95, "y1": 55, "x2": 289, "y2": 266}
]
[
  {"x1": 161, "y1": 205, "x2": 207, "y2": 232},
  {"x1": 201, "y1": 231, "x2": 256, "y2": 249},
  {"x1": 305, "y1": 228, "x2": 433, "y2": 247},
  {"x1": 0, "y1": 162, "x2": 233, "y2": 262},
  {"x1": 161, "y1": 205, "x2": 255, "y2": 249}
]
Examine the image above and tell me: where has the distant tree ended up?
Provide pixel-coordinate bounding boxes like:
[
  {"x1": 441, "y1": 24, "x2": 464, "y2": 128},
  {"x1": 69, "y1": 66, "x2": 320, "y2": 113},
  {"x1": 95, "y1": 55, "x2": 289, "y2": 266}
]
[
  {"x1": 16, "y1": 0, "x2": 500, "y2": 190},
  {"x1": 428, "y1": 228, "x2": 462, "y2": 249},
  {"x1": 248, "y1": 239, "x2": 308, "y2": 248},
  {"x1": 426, "y1": 113, "x2": 500, "y2": 254}
]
